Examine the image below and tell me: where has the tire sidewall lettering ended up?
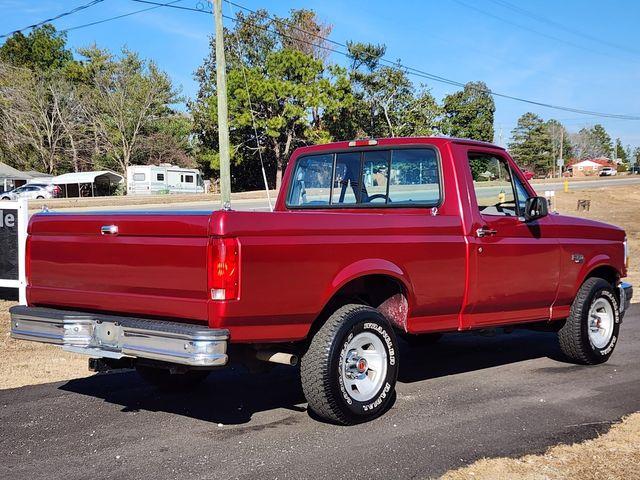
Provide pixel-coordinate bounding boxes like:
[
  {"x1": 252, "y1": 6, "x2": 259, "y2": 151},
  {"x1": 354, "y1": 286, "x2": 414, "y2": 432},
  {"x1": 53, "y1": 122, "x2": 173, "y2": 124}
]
[
  {"x1": 334, "y1": 316, "x2": 398, "y2": 418},
  {"x1": 588, "y1": 289, "x2": 620, "y2": 357}
]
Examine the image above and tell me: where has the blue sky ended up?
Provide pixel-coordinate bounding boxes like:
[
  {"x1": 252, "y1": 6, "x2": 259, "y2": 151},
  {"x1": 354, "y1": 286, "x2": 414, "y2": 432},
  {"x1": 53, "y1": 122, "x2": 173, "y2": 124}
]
[{"x1": 2, "y1": 0, "x2": 640, "y2": 150}]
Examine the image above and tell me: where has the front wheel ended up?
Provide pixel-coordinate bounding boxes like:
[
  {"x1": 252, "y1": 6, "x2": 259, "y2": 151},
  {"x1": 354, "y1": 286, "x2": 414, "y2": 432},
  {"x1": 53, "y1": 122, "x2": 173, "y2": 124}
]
[
  {"x1": 301, "y1": 304, "x2": 399, "y2": 425},
  {"x1": 558, "y1": 277, "x2": 621, "y2": 364}
]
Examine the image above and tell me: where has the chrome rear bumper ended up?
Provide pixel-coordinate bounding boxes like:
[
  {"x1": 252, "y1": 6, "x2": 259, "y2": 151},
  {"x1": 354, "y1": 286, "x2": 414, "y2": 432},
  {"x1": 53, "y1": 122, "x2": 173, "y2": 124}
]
[{"x1": 10, "y1": 306, "x2": 228, "y2": 367}]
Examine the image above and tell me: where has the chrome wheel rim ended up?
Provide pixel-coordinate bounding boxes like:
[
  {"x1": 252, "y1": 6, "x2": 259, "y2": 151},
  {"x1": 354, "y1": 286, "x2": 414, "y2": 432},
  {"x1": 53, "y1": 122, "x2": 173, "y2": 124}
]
[
  {"x1": 341, "y1": 331, "x2": 388, "y2": 402},
  {"x1": 588, "y1": 297, "x2": 614, "y2": 349}
]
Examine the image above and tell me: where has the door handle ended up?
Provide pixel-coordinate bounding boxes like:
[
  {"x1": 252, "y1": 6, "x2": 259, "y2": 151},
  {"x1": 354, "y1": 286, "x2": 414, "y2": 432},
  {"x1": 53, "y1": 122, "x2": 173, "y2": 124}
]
[
  {"x1": 101, "y1": 225, "x2": 118, "y2": 235},
  {"x1": 475, "y1": 226, "x2": 497, "y2": 238}
]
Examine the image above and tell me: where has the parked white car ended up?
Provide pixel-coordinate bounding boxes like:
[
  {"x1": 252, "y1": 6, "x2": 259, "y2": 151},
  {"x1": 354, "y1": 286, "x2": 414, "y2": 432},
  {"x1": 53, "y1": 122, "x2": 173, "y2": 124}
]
[
  {"x1": 1, "y1": 184, "x2": 60, "y2": 200},
  {"x1": 599, "y1": 167, "x2": 617, "y2": 176}
]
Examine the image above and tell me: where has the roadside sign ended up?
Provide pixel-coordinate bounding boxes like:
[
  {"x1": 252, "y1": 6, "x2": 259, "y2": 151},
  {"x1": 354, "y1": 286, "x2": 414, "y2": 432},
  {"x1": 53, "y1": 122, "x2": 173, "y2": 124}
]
[
  {"x1": 0, "y1": 199, "x2": 28, "y2": 304},
  {"x1": 557, "y1": 158, "x2": 564, "y2": 167}
]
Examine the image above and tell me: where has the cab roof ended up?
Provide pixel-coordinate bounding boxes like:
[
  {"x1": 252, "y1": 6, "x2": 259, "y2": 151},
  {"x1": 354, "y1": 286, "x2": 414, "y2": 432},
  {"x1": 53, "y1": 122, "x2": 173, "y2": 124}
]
[{"x1": 292, "y1": 136, "x2": 505, "y2": 156}]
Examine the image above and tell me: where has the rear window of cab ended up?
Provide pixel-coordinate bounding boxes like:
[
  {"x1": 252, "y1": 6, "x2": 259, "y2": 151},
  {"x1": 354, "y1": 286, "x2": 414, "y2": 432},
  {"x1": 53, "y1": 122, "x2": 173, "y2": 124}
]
[{"x1": 286, "y1": 148, "x2": 441, "y2": 208}]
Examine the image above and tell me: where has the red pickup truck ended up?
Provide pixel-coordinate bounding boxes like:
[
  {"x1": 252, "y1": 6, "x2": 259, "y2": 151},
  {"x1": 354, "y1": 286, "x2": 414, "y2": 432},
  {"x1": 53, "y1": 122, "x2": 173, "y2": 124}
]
[{"x1": 10, "y1": 137, "x2": 632, "y2": 425}]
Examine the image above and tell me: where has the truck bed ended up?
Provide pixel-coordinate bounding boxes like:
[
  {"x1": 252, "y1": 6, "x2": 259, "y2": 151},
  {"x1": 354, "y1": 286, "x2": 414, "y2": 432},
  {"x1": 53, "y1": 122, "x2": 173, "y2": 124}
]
[{"x1": 28, "y1": 211, "x2": 211, "y2": 322}]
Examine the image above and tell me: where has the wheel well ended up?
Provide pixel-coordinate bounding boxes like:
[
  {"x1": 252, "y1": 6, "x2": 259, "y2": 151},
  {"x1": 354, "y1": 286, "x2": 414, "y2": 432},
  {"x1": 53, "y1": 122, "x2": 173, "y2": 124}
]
[
  {"x1": 307, "y1": 275, "x2": 409, "y2": 341},
  {"x1": 585, "y1": 265, "x2": 619, "y2": 286}
]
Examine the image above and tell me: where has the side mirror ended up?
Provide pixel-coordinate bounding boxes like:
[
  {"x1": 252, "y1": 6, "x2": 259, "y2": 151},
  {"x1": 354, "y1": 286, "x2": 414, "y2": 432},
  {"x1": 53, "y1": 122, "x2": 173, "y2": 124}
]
[{"x1": 524, "y1": 196, "x2": 548, "y2": 222}]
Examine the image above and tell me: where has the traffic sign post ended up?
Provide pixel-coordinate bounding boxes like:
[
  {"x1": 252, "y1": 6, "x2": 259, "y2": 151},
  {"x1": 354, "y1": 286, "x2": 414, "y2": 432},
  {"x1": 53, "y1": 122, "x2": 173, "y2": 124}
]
[{"x1": 0, "y1": 199, "x2": 28, "y2": 304}]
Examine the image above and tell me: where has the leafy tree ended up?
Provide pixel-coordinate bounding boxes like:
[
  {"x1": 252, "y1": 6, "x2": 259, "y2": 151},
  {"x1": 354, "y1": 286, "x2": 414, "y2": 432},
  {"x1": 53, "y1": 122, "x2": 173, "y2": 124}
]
[
  {"x1": 0, "y1": 24, "x2": 74, "y2": 75},
  {"x1": 545, "y1": 119, "x2": 572, "y2": 173},
  {"x1": 508, "y1": 112, "x2": 553, "y2": 174},
  {"x1": 591, "y1": 124, "x2": 613, "y2": 157},
  {"x1": 442, "y1": 81, "x2": 495, "y2": 142},
  {"x1": 193, "y1": 8, "x2": 342, "y2": 190},
  {"x1": 614, "y1": 138, "x2": 628, "y2": 163},
  {"x1": 329, "y1": 42, "x2": 441, "y2": 140}
]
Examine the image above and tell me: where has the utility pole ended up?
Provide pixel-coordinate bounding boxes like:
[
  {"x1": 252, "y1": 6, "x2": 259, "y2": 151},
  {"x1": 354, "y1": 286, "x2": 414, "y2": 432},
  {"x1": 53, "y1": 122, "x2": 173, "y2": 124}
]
[
  {"x1": 213, "y1": 0, "x2": 231, "y2": 208},
  {"x1": 559, "y1": 128, "x2": 564, "y2": 178}
]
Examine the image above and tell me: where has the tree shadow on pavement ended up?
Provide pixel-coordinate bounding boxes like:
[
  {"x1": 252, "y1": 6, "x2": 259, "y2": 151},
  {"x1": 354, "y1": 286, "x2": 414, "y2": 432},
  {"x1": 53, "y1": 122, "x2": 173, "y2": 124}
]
[{"x1": 60, "y1": 329, "x2": 570, "y2": 426}]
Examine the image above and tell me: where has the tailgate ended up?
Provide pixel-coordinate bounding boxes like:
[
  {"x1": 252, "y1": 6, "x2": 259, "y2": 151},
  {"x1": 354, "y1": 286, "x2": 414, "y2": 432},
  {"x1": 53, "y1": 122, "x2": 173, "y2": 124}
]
[{"x1": 27, "y1": 211, "x2": 212, "y2": 323}]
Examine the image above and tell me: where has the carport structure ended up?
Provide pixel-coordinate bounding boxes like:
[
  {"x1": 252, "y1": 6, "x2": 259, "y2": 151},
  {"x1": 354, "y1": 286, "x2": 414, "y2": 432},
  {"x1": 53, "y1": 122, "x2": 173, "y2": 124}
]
[
  {"x1": 0, "y1": 162, "x2": 32, "y2": 193},
  {"x1": 52, "y1": 170, "x2": 124, "y2": 198}
]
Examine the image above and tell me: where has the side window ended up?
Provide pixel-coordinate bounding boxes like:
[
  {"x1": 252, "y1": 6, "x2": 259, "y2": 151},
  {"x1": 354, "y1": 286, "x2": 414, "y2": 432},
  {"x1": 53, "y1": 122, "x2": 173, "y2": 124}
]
[
  {"x1": 156, "y1": 173, "x2": 165, "y2": 181},
  {"x1": 287, "y1": 154, "x2": 333, "y2": 206},
  {"x1": 512, "y1": 173, "x2": 530, "y2": 213},
  {"x1": 333, "y1": 152, "x2": 360, "y2": 204},
  {"x1": 468, "y1": 153, "x2": 518, "y2": 216},
  {"x1": 185, "y1": 175, "x2": 194, "y2": 183},
  {"x1": 360, "y1": 150, "x2": 389, "y2": 204},
  {"x1": 388, "y1": 149, "x2": 440, "y2": 204},
  {"x1": 133, "y1": 173, "x2": 146, "y2": 182}
]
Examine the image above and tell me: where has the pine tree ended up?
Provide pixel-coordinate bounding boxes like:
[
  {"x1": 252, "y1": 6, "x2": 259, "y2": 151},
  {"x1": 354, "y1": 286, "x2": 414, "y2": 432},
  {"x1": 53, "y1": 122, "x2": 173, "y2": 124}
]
[{"x1": 508, "y1": 113, "x2": 553, "y2": 175}]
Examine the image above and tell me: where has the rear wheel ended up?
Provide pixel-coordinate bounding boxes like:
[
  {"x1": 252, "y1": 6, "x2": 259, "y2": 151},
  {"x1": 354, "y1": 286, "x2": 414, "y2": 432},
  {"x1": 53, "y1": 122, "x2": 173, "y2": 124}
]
[
  {"x1": 136, "y1": 365, "x2": 210, "y2": 392},
  {"x1": 301, "y1": 304, "x2": 399, "y2": 425},
  {"x1": 36, "y1": 196, "x2": 44, "y2": 199},
  {"x1": 558, "y1": 277, "x2": 621, "y2": 365},
  {"x1": 1, "y1": 197, "x2": 9, "y2": 200}
]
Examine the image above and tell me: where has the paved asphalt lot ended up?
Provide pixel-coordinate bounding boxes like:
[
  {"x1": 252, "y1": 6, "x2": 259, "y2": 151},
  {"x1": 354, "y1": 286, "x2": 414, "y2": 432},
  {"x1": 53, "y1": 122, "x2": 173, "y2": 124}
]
[{"x1": 2, "y1": 305, "x2": 639, "y2": 480}]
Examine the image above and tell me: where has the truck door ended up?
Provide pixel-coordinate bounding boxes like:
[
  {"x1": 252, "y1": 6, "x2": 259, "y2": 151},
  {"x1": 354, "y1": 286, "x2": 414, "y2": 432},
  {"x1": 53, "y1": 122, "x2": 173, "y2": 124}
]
[{"x1": 462, "y1": 149, "x2": 560, "y2": 328}]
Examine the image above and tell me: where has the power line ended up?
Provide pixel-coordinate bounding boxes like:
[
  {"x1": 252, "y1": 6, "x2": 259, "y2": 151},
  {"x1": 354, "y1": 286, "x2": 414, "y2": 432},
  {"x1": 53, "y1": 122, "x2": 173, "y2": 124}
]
[
  {"x1": 450, "y1": 0, "x2": 628, "y2": 61},
  {"x1": 1, "y1": 0, "x2": 185, "y2": 38},
  {"x1": 0, "y1": 0, "x2": 105, "y2": 39},
  {"x1": 131, "y1": 0, "x2": 640, "y2": 121},
  {"x1": 5, "y1": 0, "x2": 637, "y2": 121},
  {"x1": 63, "y1": 0, "x2": 185, "y2": 34},
  {"x1": 487, "y1": 0, "x2": 640, "y2": 57}
]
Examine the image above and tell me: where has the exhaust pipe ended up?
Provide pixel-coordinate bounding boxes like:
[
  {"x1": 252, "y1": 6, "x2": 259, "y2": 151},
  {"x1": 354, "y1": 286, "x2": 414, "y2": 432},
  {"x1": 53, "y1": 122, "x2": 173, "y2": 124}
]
[{"x1": 256, "y1": 350, "x2": 298, "y2": 366}]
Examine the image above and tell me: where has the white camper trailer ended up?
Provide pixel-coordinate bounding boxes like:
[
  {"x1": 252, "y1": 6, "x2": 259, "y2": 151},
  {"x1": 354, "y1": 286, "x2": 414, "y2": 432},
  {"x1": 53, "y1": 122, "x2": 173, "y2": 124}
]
[{"x1": 127, "y1": 165, "x2": 205, "y2": 195}]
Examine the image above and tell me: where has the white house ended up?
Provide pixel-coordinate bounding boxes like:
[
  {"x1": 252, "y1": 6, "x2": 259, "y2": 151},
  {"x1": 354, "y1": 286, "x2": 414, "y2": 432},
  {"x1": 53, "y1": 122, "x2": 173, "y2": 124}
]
[{"x1": 568, "y1": 160, "x2": 601, "y2": 177}]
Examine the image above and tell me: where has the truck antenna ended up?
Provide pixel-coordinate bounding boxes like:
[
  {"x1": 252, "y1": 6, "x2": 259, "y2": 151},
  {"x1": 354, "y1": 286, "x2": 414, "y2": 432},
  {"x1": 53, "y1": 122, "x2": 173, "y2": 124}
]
[{"x1": 224, "y1": 0, "x2": 273, "y2": 211}]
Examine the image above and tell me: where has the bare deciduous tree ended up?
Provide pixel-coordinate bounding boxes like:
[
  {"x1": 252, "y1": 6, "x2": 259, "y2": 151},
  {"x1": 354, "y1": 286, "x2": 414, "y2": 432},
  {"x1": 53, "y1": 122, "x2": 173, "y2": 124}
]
[
  {"x1": 0, "y1": 63, "x2": 66, "y2": 173},
  {"x1": 87, "y1": 50, "x2": 178, "y2": 175}
]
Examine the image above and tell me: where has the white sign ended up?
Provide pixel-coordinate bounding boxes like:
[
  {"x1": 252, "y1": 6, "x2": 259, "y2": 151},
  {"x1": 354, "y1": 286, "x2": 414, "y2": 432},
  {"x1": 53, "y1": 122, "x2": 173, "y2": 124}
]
[{"x1": 0, "y1": 199, "x2": 28, "y2": 304}]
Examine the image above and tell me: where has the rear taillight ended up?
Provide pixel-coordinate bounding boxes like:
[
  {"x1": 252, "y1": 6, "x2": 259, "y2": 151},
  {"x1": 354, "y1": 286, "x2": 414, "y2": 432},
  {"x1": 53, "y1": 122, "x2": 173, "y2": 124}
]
[{"x1": 208, "y1": 237, "x2": 240, "y2": 301}]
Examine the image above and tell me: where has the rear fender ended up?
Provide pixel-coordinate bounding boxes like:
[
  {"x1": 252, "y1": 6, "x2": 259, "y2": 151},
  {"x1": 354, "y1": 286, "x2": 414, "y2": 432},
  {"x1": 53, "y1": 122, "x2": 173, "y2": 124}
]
[{"x1": 324, "y1": 258, "x2": 414, "y2": 313}]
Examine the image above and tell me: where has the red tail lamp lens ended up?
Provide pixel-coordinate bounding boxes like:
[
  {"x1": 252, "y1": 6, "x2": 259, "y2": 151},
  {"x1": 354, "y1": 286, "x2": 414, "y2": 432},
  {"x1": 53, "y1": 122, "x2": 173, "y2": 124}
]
[{"x1": 209, "y1": 237, "x2": 240, "y2": 300}]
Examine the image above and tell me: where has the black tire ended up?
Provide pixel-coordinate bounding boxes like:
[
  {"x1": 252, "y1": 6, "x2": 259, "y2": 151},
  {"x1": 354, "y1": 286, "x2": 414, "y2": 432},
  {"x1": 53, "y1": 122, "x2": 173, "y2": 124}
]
[
  {"x1": 403, "y1": 332, "x2": 443, "y2": 347},
  {"x1": 558, "y1": 277, "x2": 621, "y2": 365},
  {"x1": 136, "y1": 365, "x2": 210, "y2": 392},
  {"x1": 1, "y1": 197, "x2": 9, "y2": 200},
  {"x1": 301, "y1": 304, "x2": 399, "y2": 425},
  {"x1": 36, "y1": 196, "x2": 44, "y2": 199}
]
